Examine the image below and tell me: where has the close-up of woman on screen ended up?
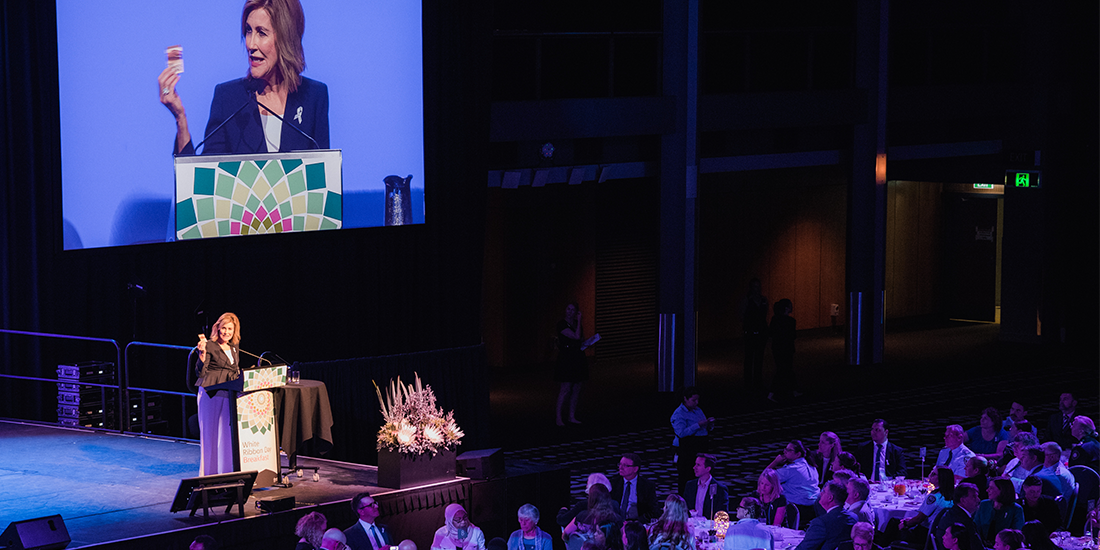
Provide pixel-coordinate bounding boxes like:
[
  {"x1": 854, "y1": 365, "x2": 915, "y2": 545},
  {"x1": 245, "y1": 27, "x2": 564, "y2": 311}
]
[{"x1": 158, "y1": 0, "x2": 329, "y2": 156}]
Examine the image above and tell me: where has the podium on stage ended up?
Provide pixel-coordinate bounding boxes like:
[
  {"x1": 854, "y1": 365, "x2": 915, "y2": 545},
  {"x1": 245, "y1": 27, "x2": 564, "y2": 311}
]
[
  {"x1": 174, "y1": 150, "x2": 343, "y2": 241},
  {"x1": 204, "y1": 364, "x2": 288, "y2": 487}
]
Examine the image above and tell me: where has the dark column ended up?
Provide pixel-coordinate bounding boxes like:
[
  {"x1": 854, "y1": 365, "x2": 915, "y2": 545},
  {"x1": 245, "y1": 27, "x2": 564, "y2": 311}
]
[
  {"x1": 657, "y1": 0, "x2": 699, "y2": 389},
  {"x1": 846, "y1": 0, "x2": 889, "y2": 365}
]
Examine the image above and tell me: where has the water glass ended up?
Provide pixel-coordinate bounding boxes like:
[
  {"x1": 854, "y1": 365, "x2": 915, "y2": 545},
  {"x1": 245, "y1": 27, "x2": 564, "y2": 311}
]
[{"x1": 289, "y1": 370, "x2": 301, "y2": 384}]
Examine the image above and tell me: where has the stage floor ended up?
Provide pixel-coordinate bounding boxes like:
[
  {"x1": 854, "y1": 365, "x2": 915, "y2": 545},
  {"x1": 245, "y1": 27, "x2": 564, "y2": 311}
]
[{"x1": 0, "y1": 421, "x2": 380, "y2": 547}]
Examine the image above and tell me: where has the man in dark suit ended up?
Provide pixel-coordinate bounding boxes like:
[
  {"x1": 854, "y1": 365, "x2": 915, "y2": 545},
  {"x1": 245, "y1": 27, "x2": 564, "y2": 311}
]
[
  {"x1": 345, "y1": 492, "x2": 395, "y2": 550},
  {"x1": 682, "y1": 454, "x2": 729, "y2": 519},
  {"x1": 795, "y1": 481, "x2": 858, "y2": 550},
  {"x1": 926, "y1": 482, "x2": 984, "y2": 550},
  {"x1": 854, "y1": 419, "x2": 908, "y2": 481},
  {"x1": 1046, "y1": 392, "x2": 1078, "y2": 450},
  {"x1": 610, "y1": 452, "x2": 659, "y2": 522}
]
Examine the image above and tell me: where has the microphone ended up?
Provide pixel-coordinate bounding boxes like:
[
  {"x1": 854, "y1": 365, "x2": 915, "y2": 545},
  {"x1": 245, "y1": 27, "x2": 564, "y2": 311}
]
[
  {"x1": 254, "y1": 97, "x2": 320, "y2": 149},
  {"x1": 191, "y1": 79, "x2": 265, "y2": 154},
  {"x1": 238, "y1": 348, "x2": 272, "y2": 366}
]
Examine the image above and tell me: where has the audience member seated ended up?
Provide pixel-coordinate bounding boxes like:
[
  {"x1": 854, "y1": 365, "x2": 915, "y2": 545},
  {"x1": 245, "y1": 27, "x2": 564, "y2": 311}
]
[
  {"x1": 837, "y1": 522, "x2": 880, "y2": 550},
  {"x1": 1021, "y1": 520, "x2": 1061, "y2": 550},
  {"x1": 937, "y1": 425, "x2": 976, "y2": 479},
  {"x1": 768, "y1": 440, "x2": 821, "y2": 527},
  {"x1": 754, "y1": 469, "x2": 793, "y2": 528},
  {"x1": 190, "y1": 535, "x2": 219, "y2": 550},
  {"x1": 622, "y1": 521, "x2": 650, "y2": 550},
  {"x1": 814, "y1": 432, "x2": 844, "y2": 485},
  {"x1": 488, "y1": 538, "x2": 507, "y2": 550},
  {"x1": 833, "y1": 453, "x2": 865, "y2": 480},
  {"x1": 612, "y1": 453, "x2": 659, "y2": 521},
  {"x1": 794, "y1": 481, "x2": 857, "y2": 550},
  {"x1": 508, "y1": 504, "x2": 553, "y2": 550},
  {"x1": 346, "y1": 493, "x2": 395, "y2": 550},
  {"x1": 559, "y1": 474, "x2": 615, "y2": 527},
  {"x1": 1020, "y1": 475, "x2": 1062, "y2": 533},
  {"x1": 1068, "y1": 416, "x2": 1100, "y2": 468},
  {"x1": 853, "y1": 419, "x2": 907, "y2": 482},
  {"x1": 648, "y1": 495, "x2": 693, "y2": 550},
  {"x1": 1037, "y1": 442, "x2": 1076, "y2": 501},
  {"x1": 400, "y1": 540, "x2": 419, "y2": 550},
  {"x1": 974, "y1": 477, "x2": 1025, "y2": 547},
  {"x1": 565, "y1": 483, "x2": 622, "y2": 550},
  {"x1": 296, "y1": 511, "x2": 328, "y2": 550},
  {"x1": 1008, "y1": 445, "x2": 1048, "y2": 493},
  {"x1": 961, "y1": 457, "x2": 990, "y2": 500},
  {"x1": 683, "y1": 453, "x2": 729, "y2": 519},
  {"x1": 993, "y1": 529, "x2": 1025, "y2": 550},
  {"x1": 928, "y1": 482, "x2": 983, "y2": 550},
  {"x1": 843, "y1": 478, "x2": 875, "y2": 528},
  {"x1": 1001, "y1": 432, "x2": 1041, "y2": 485},
  {"x1": 1003, "y1": 402, "x2": 1036, "y2": 434},
  {"x1": 964, "y1": 407, "x2": 1011, "y2": 459},
  {"x1": 725, "y1": 497, "x2": 774, "y2": 550},
  {"x1": 832, "y1": 469, "x2": 856, "y2": 486},
  {"x1": 321, "y1": 529, "x2": 348, "y2": 550},
  {"x1": 894, "y1": 468, "x2": 957, "y2": 545},
  {"x1": 433, "y1": 504, "x2": 487, "y2": 550},
  {"x1": 940, "y1": 523, "x2": 975, "y2": 550},
  {"x1": 1046, "y1": 393, "x2": 1079, "y2": 450}
]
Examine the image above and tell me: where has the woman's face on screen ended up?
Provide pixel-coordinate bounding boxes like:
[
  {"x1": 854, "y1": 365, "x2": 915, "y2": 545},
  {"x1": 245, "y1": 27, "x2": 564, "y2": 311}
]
[{"x1": 244, "y1": 8, "x2": 279, "y2": 83}]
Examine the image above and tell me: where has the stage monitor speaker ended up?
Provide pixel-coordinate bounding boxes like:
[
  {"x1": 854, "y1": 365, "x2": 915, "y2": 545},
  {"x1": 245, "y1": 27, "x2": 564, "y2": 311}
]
[
  {"x1": 257, "y1": 495, "x2": 295, "y2": 513},
  {"x1": 457, "y1": 448, "x2": 504, "y2": 479},
  {"x1": 0, "y1": 515, "x2": 71, "y2": 550}
]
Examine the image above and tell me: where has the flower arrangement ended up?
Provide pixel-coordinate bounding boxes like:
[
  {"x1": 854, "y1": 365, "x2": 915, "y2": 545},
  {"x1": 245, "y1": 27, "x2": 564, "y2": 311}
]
[{"x1": 374, "y1": 373, "x2": 464, "y2": 455}]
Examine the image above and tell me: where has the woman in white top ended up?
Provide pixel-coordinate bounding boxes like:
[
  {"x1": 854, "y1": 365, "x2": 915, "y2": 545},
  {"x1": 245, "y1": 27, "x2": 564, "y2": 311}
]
[{"x1": 432, "y1": 503, "x2": 486, "y2": 550}]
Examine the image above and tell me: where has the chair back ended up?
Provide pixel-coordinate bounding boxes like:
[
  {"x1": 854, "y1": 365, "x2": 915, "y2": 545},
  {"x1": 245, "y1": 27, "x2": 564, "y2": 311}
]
[
  {"x1": 1067, "y1": 465, "x2": 1100, "y2": 533},
  {"x1": 784, "y1": 503, "x2": 800, "y2": 530}
]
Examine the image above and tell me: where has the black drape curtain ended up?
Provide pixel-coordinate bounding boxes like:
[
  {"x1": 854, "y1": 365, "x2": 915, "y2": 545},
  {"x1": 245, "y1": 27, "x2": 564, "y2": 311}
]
[
  {"x1": 0, "y1": 1, "x2": 61, "y2": 420},
  {"x1": 294, "y1": 343, "x2": 491, "y2": 465}
]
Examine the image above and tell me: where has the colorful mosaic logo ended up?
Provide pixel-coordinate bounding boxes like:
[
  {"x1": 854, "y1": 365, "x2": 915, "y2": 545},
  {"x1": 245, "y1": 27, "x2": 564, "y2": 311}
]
[
  {"x1": 236, "y1": 366, "x2": 287, "y2": 435},
  {"x1": 176, "y1": 158, "x2": 342, "y2": 240}
]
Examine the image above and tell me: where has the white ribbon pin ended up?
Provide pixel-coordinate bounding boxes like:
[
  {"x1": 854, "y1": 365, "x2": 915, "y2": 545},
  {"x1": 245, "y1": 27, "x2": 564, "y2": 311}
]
[{"x1": 294, "y1": 106, "x2": 303, "y2": 124}]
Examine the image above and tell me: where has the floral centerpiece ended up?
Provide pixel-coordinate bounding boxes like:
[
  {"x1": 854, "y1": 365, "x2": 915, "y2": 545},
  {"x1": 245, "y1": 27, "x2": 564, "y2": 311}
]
[{"x1": 373, "y1": 373, "x2": 463, "y2": 488}]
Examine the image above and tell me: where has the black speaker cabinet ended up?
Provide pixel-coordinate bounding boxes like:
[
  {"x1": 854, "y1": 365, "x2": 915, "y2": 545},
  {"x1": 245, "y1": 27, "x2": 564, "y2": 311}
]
[
  {"x1": 0, "y1": 515, "x2": 71, "y2": 550},
  {"x1": 456, "y1": 448, "x2": 504, "y2": 479}
]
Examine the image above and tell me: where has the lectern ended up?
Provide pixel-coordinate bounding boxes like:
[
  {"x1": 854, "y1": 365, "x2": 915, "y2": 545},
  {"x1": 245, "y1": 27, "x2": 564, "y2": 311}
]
[{"x1": 204, "y1": 364, "x2": 288, "y2": 487}]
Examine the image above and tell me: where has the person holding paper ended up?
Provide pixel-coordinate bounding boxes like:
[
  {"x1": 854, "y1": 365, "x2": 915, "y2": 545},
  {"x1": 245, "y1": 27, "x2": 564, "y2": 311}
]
[
  {"x1": 195, "y1": 312, "x2": 242, "y2": 475},
  {"x1": 158, "y1": 0, "x2": 329, "y2": 155},
  {"x1": 555, "y1": 302, "x2": 588, "y2": 426}
]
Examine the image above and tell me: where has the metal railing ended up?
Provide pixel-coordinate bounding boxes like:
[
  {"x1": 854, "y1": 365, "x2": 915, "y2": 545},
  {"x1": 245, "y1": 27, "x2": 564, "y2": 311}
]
[
  {"x1": 124, "y1": 341, "x2": 200, "y2": 436},
  {"x1": 1, "y1": 329, "x2": 201, "y2": 438},
  {"x1": 0, "y1": 329, "x2": 125, "y2": 430}
]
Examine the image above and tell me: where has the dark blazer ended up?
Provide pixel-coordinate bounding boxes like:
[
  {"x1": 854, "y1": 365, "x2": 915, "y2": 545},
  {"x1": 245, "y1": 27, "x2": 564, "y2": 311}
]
[
  {"x1": 795, "y1": 505, "x2": 858, "y2": 550},
  {"x1": 1047, "y1": 412, "x2": 1077, "y2": 450},
  {"x1": 345, "y1": 521, "x2": 395, "y2": 550},
  {"x1": 179, "y1": 76, "x2": 330, "y2": 155},
  {"x1": 854, "y1": 440, "x2": 908, "y2": 480},
  {"x1": 610, "y1": 474, "x2": 659, "y2": 521},
  {"x1": 196, "y1": 344, "x2": 240, "y2": 394},
  {"x1": 926, "y1": 506, "x2": 984, "y2": 550},
  {"x1": 682, "y1": 478, "x2": 729, "y2": 519}
]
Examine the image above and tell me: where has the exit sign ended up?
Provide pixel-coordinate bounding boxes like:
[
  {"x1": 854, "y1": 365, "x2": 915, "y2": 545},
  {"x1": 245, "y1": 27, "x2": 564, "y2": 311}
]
[
  {"x1": 973, "y1": 183, "x2": 995, "y2": 189},
  {"x1": 1006, "y1": 170, "x2": 1041, "y2": 188}
]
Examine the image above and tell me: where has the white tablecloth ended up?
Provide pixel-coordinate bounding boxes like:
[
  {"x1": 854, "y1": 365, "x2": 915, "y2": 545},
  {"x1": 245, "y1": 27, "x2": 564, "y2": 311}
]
[{"x1": 868, "y1": 480, "x2": 927, "y2": 529}]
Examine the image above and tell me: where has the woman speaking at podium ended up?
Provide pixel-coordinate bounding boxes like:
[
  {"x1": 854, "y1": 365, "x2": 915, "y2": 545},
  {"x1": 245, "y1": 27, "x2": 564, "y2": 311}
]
[
  {"x1": 195, "y1": 312, "x2": 242, "y2": 476},
  {"x1": 158, "y1": 0, "x2": 329, "y2": 155}
]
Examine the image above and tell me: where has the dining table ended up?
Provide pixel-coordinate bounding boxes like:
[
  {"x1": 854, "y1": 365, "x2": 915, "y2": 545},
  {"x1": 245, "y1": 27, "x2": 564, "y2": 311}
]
[{"x1": 867, "y1": 478, "x2": 931, "y2": 529}]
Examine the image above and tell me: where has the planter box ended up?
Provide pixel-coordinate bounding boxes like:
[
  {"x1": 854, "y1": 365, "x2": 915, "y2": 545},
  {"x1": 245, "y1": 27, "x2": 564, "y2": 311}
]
[{"x1": 377, "y1": 448, "x2": 457, "y2": 489}]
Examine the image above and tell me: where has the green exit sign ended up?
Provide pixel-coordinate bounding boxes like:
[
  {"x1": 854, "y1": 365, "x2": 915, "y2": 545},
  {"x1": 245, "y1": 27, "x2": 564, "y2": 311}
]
[
  {"x1": 1006, "y1": 170, "x2": 1041, "y2": 188},
  {"x1": 973, "y1": 183, "x2": 995, "y2": 189}
]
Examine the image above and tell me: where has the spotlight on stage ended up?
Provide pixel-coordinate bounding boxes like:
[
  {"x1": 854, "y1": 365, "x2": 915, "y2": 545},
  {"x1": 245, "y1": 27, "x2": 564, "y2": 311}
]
[
  {"x1": 0, "y1": 515, "x2": 70, "y2": 550},
  {"x1": 170, "y1": 471, "x2": 259, "y2": 518}
]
